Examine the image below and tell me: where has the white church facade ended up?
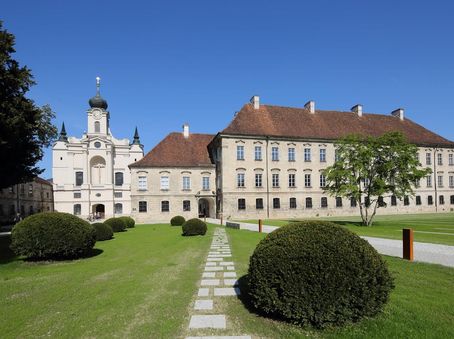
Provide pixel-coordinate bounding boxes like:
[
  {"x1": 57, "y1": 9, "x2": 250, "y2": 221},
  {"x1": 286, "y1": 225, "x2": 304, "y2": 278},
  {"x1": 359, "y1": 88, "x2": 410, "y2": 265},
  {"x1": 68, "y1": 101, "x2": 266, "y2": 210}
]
[{"x1": 52, "y1": 78, "x2": 144, "y2": 220}]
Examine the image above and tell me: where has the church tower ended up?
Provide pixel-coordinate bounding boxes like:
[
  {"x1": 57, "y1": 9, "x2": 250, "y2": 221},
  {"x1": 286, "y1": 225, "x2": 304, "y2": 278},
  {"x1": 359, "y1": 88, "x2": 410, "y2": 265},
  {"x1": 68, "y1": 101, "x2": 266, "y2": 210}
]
[{"x1": 87, "y1": 77, "x2": 110, "y2": 135}]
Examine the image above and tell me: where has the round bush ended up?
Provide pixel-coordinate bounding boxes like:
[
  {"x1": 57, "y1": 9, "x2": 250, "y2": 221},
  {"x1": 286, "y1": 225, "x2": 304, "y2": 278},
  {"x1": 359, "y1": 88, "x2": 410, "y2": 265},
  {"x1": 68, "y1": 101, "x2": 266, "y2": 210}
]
[
  {"x1": 104, "y1": 217, "x2": 126, "y2": 232},
  {"x1": 119, "y1": 216, "x2": 135, "y2": 228},
  {"x1": 248, "y1": 221, "x2": 394, "y2": 328},
  {"x1": 182, "y1": 218, "x2": 207, "y2": 236},
  {"x1": 170, "y1": 215, "x2": 185, "y2": 226},
  {"x1": 11, "y1": 212, "x2": 96, "y2": 259},
  {"x1": 92, "y1": 222, "x2": 113, "y2": 241}
]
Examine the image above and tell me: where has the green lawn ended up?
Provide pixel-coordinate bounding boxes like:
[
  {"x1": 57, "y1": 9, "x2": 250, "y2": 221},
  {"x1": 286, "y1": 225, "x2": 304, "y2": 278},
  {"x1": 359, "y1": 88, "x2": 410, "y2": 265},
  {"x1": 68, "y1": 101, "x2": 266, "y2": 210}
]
[
  {"x1": 0, "y1": 224, "x2": 213, "y2": 338},
  {"x1": 238, "y1": 213, "x2": 454, "y2": 246}
]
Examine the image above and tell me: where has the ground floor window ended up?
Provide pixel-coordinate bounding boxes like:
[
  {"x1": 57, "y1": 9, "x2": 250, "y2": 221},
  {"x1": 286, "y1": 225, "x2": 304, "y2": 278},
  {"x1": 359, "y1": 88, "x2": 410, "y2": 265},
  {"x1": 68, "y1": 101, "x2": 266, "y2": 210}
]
[
  {"x1": 238, "y1": 198, "x2": 246, "y2": 210},
  {"x1": 391, "y1": 195, "x2": 397, "y2": 206},
  {"x1": 73, "y1": 204, "x2": 81, "y2": 215},
  {"x1": 378, "y1": 196, "x2": 385, "y2": 207},
  {"x1": 306, "y1": 197, "x2": 312, "y2": 209},
  {"x1": 273, "y1": 198, "x2": 280, "y2": 209},
  {"x1": 350, "y1": 197, "x2": 357, "y2": 207},
  {"x1": 428, "y1": 195, "x2": 433, "y2": 205},
  {"x1": 336, "y1": 197, "x2": 342, "y2": 208},
  {"x1": 321, "y1": 197, "x2": 328, "y2": 208},
  {"x1": 161, "y1": 201, "x2": 170, "y2": 212},
  {"x1": 404, "y1": 196, "x2": 410, "y2": 206},
  {"x1": 416, "y1": 196, "x2": 421, "y2": 205},
  {"x1": 439, "y1": 195, "x2": 445, "y2": 205},
  {"x1": 451, "y1": 195, "x2": 454, "y2": 204},
  {"x1": 183, "y1": 200, "x2": 191, "y2": 211},
  {"x1": 139, "y1": 201, "x2": 147, "y2": 212},
  {"x1": 115, "y1": 203, "x2": 123, "y2": 214},
  {"x1": 256, "y1": 198, "x2": 263, "y2": 209},
  {"x1": 29, "y1": 205, "x2": 34, "y2": 215},
  {"x1": 0, "y1": 204, "x2": 3, "y2": 216},
  {"x1": 289, "y1": 197, "x2": 297, "y2": 209}
]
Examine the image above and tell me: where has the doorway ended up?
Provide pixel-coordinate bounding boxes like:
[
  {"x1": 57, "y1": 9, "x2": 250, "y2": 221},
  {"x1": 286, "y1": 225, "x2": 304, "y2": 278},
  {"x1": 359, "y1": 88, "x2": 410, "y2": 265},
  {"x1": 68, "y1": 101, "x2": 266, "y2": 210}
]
[
  {"x1": 198, "y1": 199, "x2": 210, "y2": 218},
  {"x1": 92, "y1": 204, "x2": 105, "y2": 220}
]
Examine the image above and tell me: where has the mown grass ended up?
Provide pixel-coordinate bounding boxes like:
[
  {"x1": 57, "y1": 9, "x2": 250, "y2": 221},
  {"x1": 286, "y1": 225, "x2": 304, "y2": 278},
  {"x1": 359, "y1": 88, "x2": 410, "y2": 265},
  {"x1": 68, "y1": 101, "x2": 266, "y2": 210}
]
[
  {"x1": 0, "y1": 224, "x2": 213, "y2": 338},
  {"x1": 224, "y1": 227, "x2": 454, "y2": 338},
  {"x1": 239, "y1": 213, "x2": 454, "y2": 246}
]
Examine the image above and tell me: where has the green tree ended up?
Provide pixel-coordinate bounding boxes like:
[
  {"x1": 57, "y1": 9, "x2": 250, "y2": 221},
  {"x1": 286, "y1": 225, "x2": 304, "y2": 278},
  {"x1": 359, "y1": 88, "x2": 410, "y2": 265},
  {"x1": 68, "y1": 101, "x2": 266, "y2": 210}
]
[
  {"x1": 0, "y1": 21, "x2": 57, "y2": 189},
  {"x1": 323, "y1": 132, "x2": 431, "y2": 226}
]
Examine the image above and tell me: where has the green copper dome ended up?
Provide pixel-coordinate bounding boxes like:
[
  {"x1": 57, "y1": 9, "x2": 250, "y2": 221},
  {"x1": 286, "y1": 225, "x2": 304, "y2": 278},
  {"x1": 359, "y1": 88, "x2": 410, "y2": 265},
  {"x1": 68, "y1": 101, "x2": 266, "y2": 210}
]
[{"x1": 89, "y1": 94, "x2": 108, "y2": 109}]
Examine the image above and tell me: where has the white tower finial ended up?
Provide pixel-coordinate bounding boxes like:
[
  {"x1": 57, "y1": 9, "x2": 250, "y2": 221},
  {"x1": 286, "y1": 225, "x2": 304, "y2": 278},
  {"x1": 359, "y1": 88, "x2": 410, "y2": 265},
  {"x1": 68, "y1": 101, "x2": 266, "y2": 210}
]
[{"x1": 96, "y1": 76, "x2": 101, "y2": 95}]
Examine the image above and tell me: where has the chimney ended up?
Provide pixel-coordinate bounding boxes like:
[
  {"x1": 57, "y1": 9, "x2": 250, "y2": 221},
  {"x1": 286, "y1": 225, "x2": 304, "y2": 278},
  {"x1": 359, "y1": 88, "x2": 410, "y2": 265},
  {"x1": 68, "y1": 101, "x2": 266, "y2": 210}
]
[
  {"x1": 305, "y1": 100, "x2": 315, "y2": 114},
  {"x1": 351, "y1": 104, "x2": 363, "y2": 117},
  {"x1": 183, "y1": 123, "x2": 189, "y2": 138},
  {"x1": 391, "y1": 108, "x2": 404, "y2": 121},
  {"x1": 250, "y1": 95, "x2": 260, "y2": 109}
]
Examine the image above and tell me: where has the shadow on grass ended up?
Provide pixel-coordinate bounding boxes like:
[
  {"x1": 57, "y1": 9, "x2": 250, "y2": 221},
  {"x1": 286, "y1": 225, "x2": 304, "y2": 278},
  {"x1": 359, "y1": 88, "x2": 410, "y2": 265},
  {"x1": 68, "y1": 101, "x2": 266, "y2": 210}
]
[
  {"x1": 23, "y1": 248, "x2": 104, "y2": 263},
  {"x1": 0, "y1": 235, "x2": 16, "y2": 264}
]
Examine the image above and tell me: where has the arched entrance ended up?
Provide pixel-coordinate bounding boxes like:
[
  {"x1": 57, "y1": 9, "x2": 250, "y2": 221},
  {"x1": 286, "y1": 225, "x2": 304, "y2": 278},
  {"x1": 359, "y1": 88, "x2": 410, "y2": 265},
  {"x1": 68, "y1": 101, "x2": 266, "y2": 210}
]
[
  {"x1": 90, "y1": 156, "x2": 106, "y2": 185},
  {"x1": 198, "y1": 199, "x2": 210, "y2": 218},
  {"x1": 92, "y1": 204, "x2": 105, "y2": 220}
]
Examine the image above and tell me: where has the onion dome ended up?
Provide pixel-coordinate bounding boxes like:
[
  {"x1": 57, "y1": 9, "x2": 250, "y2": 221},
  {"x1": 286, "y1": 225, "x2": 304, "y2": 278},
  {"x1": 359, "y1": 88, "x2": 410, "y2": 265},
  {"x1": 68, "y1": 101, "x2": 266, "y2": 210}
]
[{"x1": 89, "y1": 76, "x2": 108, "y2": 109}]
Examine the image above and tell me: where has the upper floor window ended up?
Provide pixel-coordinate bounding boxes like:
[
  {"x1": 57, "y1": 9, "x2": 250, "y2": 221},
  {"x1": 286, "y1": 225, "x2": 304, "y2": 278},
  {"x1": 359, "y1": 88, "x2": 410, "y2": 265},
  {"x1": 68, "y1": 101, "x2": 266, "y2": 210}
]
[
  {"x1": 138, "y1": 176, "x2": 147, "y2": 190},
  {"x1": 288, "y1": 173, "x2": 295, "y2": 187},
  {"x1": 28, "y1": 184, "x2": 33, "y2": 196},
  {"x1": 255, "y1": 173, "x2": 262, "y2": 187},
  {"x1": 426, "y1": 175, "x2": 432, "y2": 187},
  {"x1": 254, "y1": 146, "x2": 262, "y2": 161},
  {"x1": 288, "y1": 148, "x2": 295, "y2": 161},
  {"x1": 272, "y1": 173, "x2": 279, "y2": 187},
  {"x1": 236, "y1": 145, "x2": 244, "y2": 160},
  {"x1": 437, "y1": 153, "x2": 443, "y2": 165},
  {"x1": 449, "y1": 175, "x2": 454, "y2": 188},
  {"x1": 237, "y1": 173, "x2": 245, "y2": 187},
  {"x1": 289, "y1": 197, "x2": 297, "y2": 209},
  {"x1": 304, "y1": 174, "x2": 311, "y2": 187},
  {"x1": 115, "y1": 172, "x2": 124, "y2": 186},
  {"x1": 271, "y1": 147, "x2": 279, "y2": 161},
  {"x1": 449, "y1": 154, "x2": 454, "y2": 166},
  {"x1": 94, "y1": 121, "x2": 100, "y2": 133},
  {"x1": 320, "y1": 149, "x2": 326, "y2": 162},
  {"x1": 182, "y1": 176, "x2": 190, "y2": 190},
  {"x1": 202, "y1": 177, "x2": 210, "y2": 190},
  {"x1": 319, "y1": 174, "x2": 326, "y2": 187},
  {"x1": 139, "y1": 201, "x2": 147, "y2": 212},
  {"x1": 159, "y1": 176, "x2": 169, "y2": 190},
  {"x1": 304, "y1": 148, "x2": 311, "y2": 162},
  {"x1": 75, "y1": 171, "x2": 83, "y2": 186},
  {"x1": 438, "y1": 175, "x2": 443, "y2": 187},
  {"x1": 334, "y1": 150, "x2": 340, "y2": 162},
  {"x1": 426, "y1": 153, "x2": 431, "y2": 165}
]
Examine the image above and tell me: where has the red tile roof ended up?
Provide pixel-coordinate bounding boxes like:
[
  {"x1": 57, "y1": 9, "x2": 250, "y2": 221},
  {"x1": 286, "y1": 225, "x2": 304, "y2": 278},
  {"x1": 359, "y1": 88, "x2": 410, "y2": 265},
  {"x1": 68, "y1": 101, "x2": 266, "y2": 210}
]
[
  {"x1": 221, "y1": 103, "x2": 454, "y2": 147},
  {"x1": 130, "y1": 133, "x2": 215, "y2": 168},
  {"x1": 34, "y1": 177, "x2": 53, "y2": 186}
]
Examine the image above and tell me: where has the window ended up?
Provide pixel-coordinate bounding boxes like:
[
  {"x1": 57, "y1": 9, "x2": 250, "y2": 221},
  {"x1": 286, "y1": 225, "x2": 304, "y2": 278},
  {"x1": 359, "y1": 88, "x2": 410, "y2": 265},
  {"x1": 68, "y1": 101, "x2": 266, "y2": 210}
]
[
  {"x1": 321, "y1": 197, "x2": 328, "y2": 208},
  {"x1": 114, "y1": 192, "x2": 122, "y2": 198},
  {"x1": 426, "y1": 175, "x2": 432, "y2": 187},
  {"x1": 437, "y1": 153, "x2": 443, "y2": 165},
  {"x1": 288, "y1": 148, "x2": 295, "y2": 161},
  {"x1": 183, "y1": 200, "x2": 191, "y2": 211},
  {"x1": 450, "y1": 175, "x2": 454, "y2": 188},
  {"x1": 272, "y1": 173, "x2": 279, "y2": 187},
  {"x1": 74, "y1": 192, "x2": 81, "y2": 199},
  {"x1": 378, "y1": 196, "x2": 385, "y2": 207},
  {"x1": 304, "y1": 174, "x2": 311, "y2": 187},
  {"x1": 161, "y1": 176, "x2": 170, "y2": 190},
  {"x1": 439, "y1": 195, "x2": 445, "y2": 205},
  {"x1": 161, "y1": 201, "x2": 169, "y2": 212},
  {"x1": 29, "y1": 205, "x2": 34, "y2": 215},
  {"x1": 451, "y1": 195, "x2": 454, "y2": 205},
  {"x1": 238, "y1": 198, "x2": 246, "y2": 210},
  {"x1": 28, "y1": 184, "x2": 33, "y2": 196},
  {"x1": 449, "y1": 154, "x2": 453, "y2": 165},
  {"x1": 304, "y1": 148, "x2": 311, "y2": 162},
  {"x1": 237, "y1": 173, "x2": 245, "y2": 187},
  {"x1": 200, "y1": 176, "x2": 209, "y2": 190},
  {"x1": 273, "y1": 198, "x2": 280, "y2": 209},
  {"x1": 305, "y1": 197, "x2": 313, "y2": 209},
  {"x1": 438, "y1": 175, "x2": 443, "y2": 187},
  {"x1": 319, "y1": 148, "x2": 326, "y2": 162},
  {"x1": 115, "y1": 203, "x2": 123, "y2": 214},
  {"x1": 115, "y1": 172, "x2": 124, "y2": 186},
  {"x1": 319, "y1": 174, "x2": 326, "y2": 187},
  {"x1": 20, "y1": 184, "x2": 24, "y2": 195},
  {"x1": 94, "y1": 121, "x2": 100, "y2": 133},
  {"x1": 0, "y1": 205, "x2": 3, "y2": 216},
  {"x1": 416, "y1": 196, "x2": 421, "y2": 205},
  {"x1": 365, "y1": 197, "x2": 371, "y2": 207},
  {"x1": 289, "y1": 197, "x2": 297, "y2": 208},
  {"x1": 94, "y1": 141, "x2": 101, "y2": 148},
  {"x1": 256, "y1": 198, "x2": 264, "y2": 209},
  {"x1": 272, "y1": 147, "x2": 279, "y2": 161},
  {"x1": 75, "y1": 171, "x2": 83, "y2": 186},
  {"x1": 255, "y1": 146, "x2": 262, "y2": 161},
  {"x1": 335, "y1": 150, "x2": 340, "y2": 162},
  {"x1": 288, "y1": 173, "x2": 295, "y2": 187},
  {"x1": 138, "y1": 176, "x2": 147, "y2": 190},
  {"x1": 350, "y1": 197, "x2": 357, "y2": 207},
  {"x1": 428, "y1": 195, "x2": 433, "y2": 205},
  {"x1": 9, "y1": 187, "x2": 14, "y2": 194},
  {"x1": 255, "y1": 173, "x2": 262, "y2": 187},
  {"x1": 139, "y1": 201, "x2": 147, "y2": 212},
  {"x1": 73, "y1": 204, "x2": 81, "y2": 215},
  {"x1": 391, "y1": 195, "x2": 397, "y2": 206},
  {"x1": 237, "y1": 145, "x2": 244, "y2": 160},
  {"x1": 426, "y1": 153, "x2": 431, "y2": 165},
  {"x1": 415, "y1": 179, "x2": 420, "y2": 188},
  {"x1": 404, "y1": 196, "x2": 410, "y2": 206},
  {"x1": 9, "y1": 205, "x2": 15, "y2": 216},
  {"x1": 336, "y1": 197, "x2": 343, "y2": 208},
  {"x1": 182, "y1": 176, "x2": 191, "y2": 190}
]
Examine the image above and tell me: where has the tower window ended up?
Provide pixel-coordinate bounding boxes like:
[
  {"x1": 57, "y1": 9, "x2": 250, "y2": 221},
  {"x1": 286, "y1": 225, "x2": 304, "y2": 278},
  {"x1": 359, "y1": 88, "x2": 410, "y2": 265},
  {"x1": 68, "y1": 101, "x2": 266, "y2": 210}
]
[{"x1": 94, "y1": 121, "x2": 100, "y2": 133}]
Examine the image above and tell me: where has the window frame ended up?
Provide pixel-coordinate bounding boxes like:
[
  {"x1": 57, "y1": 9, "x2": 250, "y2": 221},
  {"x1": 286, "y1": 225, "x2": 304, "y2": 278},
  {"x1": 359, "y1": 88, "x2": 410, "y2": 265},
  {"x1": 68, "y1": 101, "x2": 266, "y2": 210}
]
[
  {"x1": 289, "y1": 197, "x2": 297, "y2": 209},
  {"x1": 304, "y1": 148, "x2": 311, "y2": 162},
  {"x1": 271, "y1": 147, "x2": 279, "y2": 161},
  {"x1": 237, "y1": 173, "x2": 245, "y2": 187},
  {"x1": 272, "y1": 173, "x2": 279, "y2": 188},
  {"x1": 288, "y1": 147, "x2": 295, "y2": 161},
  {"x1": 304, "y1": 174, "x2": 311, "y2": 188},
  {"x1": 115, "y1": 172, "x2": 124, "y2": 186},
  {"x1": 255, "y1": 173, "x2": 262, "y2": 187},
  {"x1": 273, "y1": 197, "x2": 280, "y2": 209},
  {"x1": 288, "y1": 173, "x2": 295, "y2": 187},
  {"x1": 238, "y1": 198, "x2": 246, "y2": 210},
  {"x1": 236, "y1": 145, "x2": 244, "y2": 160},
  {"x1": 254, "y1": 146, "x2": 262, "y2": 161},
  {"x1": 138, "y1": 176, "x2": 147, "y2": 191},
  {"x1": 161, "y1": 200, "x2": 170, "y2": 212},
  {"x1": 139, "y1": 201, "x2": 147, "y2": 212}
]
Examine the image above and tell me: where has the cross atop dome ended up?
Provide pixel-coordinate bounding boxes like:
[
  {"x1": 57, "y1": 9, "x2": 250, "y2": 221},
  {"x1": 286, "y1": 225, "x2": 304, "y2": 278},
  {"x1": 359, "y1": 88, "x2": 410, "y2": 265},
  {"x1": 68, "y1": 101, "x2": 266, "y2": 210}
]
[{"x1": 89, "y1": 76, "x2": 108, "y2": 109}]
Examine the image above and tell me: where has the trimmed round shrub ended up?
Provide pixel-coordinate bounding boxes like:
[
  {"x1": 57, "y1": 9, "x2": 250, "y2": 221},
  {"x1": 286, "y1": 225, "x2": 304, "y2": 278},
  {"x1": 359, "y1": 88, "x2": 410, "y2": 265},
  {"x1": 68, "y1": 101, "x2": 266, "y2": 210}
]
[
  {"x1": 92, "y1": 222, "x2": 113, "y2": 241},
  {"x1": 119, "y1": 216, "x2": 135, "y2": 228},
  {"x1": 248, "y1": 221, "x2": 394, "y2": 328},
  {"x1": 182, "y1": 218, "x2": 207, "y2": 236},
  {"x1": 104, "y1": 217, "x2": 126, "y2": 232},
  {"x1": 170, "y1": 215, "x2": 185, "y2": 226},
  {"x1": 11, "y1": 212, "x2": 96, "y2": 259}
]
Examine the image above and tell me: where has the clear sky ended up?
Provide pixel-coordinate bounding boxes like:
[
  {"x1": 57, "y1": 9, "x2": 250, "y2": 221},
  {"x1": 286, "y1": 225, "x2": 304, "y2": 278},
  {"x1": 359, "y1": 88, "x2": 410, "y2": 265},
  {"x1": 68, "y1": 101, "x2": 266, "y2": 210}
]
[{"x1": 2, "y1": 1, "x2": 454, "y2": 178}]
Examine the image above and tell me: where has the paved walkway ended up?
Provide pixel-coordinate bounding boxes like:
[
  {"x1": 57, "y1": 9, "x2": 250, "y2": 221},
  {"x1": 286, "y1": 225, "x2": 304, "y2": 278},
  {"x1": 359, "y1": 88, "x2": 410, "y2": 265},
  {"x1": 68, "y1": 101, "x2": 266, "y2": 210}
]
[
  {"x1": 186, "y1": 227, "x2": 251, "y2": 339},
  {"x1": 206, "y1": 218, "x2": 454, "y2": 268}
]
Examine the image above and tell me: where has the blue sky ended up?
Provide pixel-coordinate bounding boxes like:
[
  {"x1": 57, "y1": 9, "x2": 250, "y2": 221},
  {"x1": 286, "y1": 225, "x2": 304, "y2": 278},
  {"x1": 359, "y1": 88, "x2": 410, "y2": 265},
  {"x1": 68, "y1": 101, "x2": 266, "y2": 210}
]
[{"x1": 3, "y1": 1, "x2": 454, "y2": 178}]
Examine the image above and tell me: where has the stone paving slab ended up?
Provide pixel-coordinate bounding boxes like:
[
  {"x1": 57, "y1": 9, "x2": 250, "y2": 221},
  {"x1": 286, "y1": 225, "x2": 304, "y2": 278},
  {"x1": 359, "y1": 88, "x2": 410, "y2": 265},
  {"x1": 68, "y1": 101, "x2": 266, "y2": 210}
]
[
  {"x1": 194, "y1": 299, "x2": 214, "y2": 310},
  {"x1": 223, "y1": 272, "x2": 237, "y2": 278},
  {"x1": 198, "y1": 288, "x2": 210, "y2": 297},
  {"x1": 219, "y1": 262, "x2": 234, "y2": 266},
  {"x1": 189, "y1": 315, "x2": 226, "y2": 329},
  {"x1": 204, "y1": 266, "x2": 224, "y2": 271},
  {"x1": 223, "y1": 279, "x2": 239, "y2": 286},
  {"x1": 205, "y1": 262, "x2": 217, "y2": 266},
  {"x1": 207, "y1": 258, "x2": 223, "y2": 262},
  {"x1": 201, "y1": 279, "x2": 221, "y2": 286},
  {"x1": 202, "y1": 272, "x2": 216, "y2": 278},
  {"x1": 226, "y1": 266, "x2": 235, "y2": 270},
  {"x1": 214, "y1": 287, "x2": 241, "y2": 296}
]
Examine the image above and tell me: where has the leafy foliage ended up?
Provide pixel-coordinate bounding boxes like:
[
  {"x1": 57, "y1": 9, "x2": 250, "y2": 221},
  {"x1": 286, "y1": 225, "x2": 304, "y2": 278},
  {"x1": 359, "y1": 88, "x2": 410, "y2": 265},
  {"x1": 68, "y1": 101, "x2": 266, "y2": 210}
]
[
  {"x1": 248, "y1": 221, "x2": 394, "y2": 329},
  {"x1": 0, "y1": 21, "x2": 57, "y2": 189},
  {"x1": 10, "y1": 212, "x2": 96, "y2": 259},
  {"x1": 170, "y1": 215, "x2": 185, "y2": 226},
  {"x1": 182, "y1": 218, "x2": 207, "y2": 236},
  {"x1": 92, "y1": 222, "x2": 113, "y2": 241},
  {"x1": 118, "y1": 216, "x2": 135, "y2": 228},
  {"x1": 323, "y1": 132, "x2": 430, "y2": 225},
  {"x1": 104, "y1": 218, "x2": 126, "y2": 232}
]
